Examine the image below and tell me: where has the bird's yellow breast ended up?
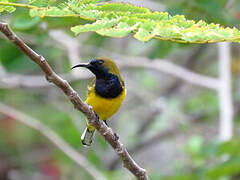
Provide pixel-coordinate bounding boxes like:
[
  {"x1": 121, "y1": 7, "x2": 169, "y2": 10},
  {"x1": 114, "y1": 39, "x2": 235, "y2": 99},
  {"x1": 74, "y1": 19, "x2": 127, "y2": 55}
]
[{"x1": 85, "y1": 84, "x2": 126, "y2": 120}]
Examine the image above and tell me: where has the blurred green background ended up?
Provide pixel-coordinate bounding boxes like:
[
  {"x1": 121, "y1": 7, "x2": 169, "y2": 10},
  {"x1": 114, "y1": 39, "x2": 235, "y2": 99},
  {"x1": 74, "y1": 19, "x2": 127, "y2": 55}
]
[{"x1": 1, "y1": 0, "x2": 240, "y2": 180}]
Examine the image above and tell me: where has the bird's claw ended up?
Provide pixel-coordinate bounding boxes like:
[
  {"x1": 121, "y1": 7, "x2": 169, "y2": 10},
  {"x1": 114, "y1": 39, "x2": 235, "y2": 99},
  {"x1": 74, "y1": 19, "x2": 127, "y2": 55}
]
[
  {"x1": 94, "y1": 112, "x2": 99, "y2": 122},
  {"x1": 103, "y1": 120, "x2": 109, "y2": 127},
  {"x1": 114, "y1": 133, "x2": 119, "y2": 141}
]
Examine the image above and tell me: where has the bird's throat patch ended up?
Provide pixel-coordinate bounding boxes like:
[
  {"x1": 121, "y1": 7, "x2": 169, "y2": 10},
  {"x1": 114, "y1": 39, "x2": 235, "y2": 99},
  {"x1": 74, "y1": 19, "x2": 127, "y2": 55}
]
[{"x1": 95, "y1": 74, "x2": 123, "y2": 98}]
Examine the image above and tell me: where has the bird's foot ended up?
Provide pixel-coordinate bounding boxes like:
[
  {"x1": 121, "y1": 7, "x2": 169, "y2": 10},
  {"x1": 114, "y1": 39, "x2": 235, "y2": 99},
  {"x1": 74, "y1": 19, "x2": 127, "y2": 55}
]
[
  {"x1": 103, "y1": 120, "x2": 109, "y2": 127},
  {"x1": 114, "y1": 133, "x2": 119, "y2": 141},
  {"x1": 94, "y1": 112, "x2": 99, "y2": 122}
]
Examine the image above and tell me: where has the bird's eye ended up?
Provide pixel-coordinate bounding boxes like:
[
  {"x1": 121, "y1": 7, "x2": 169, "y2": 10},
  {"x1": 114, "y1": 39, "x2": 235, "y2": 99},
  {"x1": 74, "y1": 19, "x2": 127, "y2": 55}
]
[
  {"x1": 97, "y1": 60, "x2": 104, "y2": 65},
  {"x1": 90, "y1": 59, "x2": 97, "y2": 65}
]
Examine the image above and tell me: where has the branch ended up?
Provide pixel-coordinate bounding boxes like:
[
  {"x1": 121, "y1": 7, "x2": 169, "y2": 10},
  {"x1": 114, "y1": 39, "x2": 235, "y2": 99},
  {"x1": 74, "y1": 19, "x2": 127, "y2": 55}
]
[
  {"x1": 0, "y1": 73, "x2": 91, "y2": 88},
  {"x1": 0, "y1": 102, "x2": 106, "y2": 180},
  {"x1": 117, "y1": 57, "x2": 220, "y2": 90},
  {"x1": 0, "y1": 22, "x2": 149, "y2": 180},
  {"x1": 217, "y1": 42, "x2": 233, "y2": 141}
]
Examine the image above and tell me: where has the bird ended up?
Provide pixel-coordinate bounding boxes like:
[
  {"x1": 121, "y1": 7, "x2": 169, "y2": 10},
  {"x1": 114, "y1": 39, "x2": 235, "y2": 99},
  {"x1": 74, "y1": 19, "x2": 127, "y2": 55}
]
[{"x1": 71, "y1": 57, "x2": 126, "y2": 146}]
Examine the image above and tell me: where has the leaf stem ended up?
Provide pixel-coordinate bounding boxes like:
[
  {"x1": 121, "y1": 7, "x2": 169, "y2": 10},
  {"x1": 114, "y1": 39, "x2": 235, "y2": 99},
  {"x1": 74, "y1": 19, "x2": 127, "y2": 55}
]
[{"x1": 0, "y1": 2, "x2": 42, "y2": 9}]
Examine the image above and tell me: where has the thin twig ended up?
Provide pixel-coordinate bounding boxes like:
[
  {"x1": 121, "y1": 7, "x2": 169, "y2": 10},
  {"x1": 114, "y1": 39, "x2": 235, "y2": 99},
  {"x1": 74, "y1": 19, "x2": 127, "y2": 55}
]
[
  {"x1": 217, "y1": 42, "x2": 233, "y2": 141},
  {"x1": 0, "y1": 102, "x2": 106, "y2": 180},
  {"x1": 0, "y1": 22, "x2": 149, "y2": 180},
  {"x1": 0, "y1": 73, "x2": 91, "y2": 88},
  {"x1": 118, "y1": 58, "x2": 219, "y2": 90}
]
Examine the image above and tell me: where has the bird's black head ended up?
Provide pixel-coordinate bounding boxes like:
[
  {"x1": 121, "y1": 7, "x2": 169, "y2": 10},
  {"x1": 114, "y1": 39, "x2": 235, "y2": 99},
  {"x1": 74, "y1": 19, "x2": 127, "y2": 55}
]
[
  {"x1": 71, "y1": 58, "x2": 124, "y2": 98},
  {"x1": 71, "y1": 58, "x2": 121, "y2": 80}
]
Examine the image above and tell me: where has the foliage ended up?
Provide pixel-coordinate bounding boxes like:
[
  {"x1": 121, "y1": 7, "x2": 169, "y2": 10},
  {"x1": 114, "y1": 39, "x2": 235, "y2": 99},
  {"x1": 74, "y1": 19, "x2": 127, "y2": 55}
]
[
  {"x1": 159, "y1": 138, "x2": 240, "y2": 180},
  {"x1": 1, "y1": 0, "x2": 240, "y2": 43},
  {"x1": 0, "y1": 0, "x2": 15, "y2": 13}
]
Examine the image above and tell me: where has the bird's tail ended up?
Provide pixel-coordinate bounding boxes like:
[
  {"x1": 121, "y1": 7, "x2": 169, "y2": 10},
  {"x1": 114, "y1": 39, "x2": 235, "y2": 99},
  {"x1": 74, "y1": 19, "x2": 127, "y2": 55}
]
[{"x1": 81, "y1": 127, "x2": 95, "y2": 146}]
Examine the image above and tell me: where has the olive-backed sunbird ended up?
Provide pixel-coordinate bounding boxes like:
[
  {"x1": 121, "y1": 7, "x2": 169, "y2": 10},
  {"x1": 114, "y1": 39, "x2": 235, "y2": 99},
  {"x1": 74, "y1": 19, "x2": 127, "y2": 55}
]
[{"x1": 71, "y1": 58, "x2": 126, "y2": 146}]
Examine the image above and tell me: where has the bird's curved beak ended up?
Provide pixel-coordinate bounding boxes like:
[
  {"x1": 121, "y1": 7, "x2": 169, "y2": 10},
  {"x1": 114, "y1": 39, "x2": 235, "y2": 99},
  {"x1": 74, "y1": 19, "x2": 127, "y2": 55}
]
[{"x1": 71, "y1": 63, "x2": 91, "y2": 70}]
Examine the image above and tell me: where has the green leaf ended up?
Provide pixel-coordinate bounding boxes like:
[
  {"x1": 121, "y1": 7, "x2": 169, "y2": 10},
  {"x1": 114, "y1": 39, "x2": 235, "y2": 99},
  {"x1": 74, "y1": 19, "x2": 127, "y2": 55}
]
[
  {"x1": 29, "y1": 7, "x2": 75, "y2": 17},
  {"x1": 28, "y1": 0, "x2": 51, "y2": 7},
  {"x1": 12, "y1": 11, "x2": 41, "y2": 30},
  {"x1": 95, "y1": 3, "x2": 150, "y2": 14},
  {"x1": 207, "y1": 160, "x2": 240, "y2": 179},
  {"x1": 0, "y1": 0, "x2": 15, "y2": 13},
  {"x1": 1, "y1": 0, "x2": 240, "y2": 43},
  {"x1": 134, "y1": 21, "x2": 156, "y2": 42},
  {"x1": 218, "y1": 139, "x2": 240, "y2": 157},
  {"x1": 96, "y1": 21, "x2": 137, "y2": 38},
  {"x1": 71, "y1": 18, "x2": 119, "y2": 35}
]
